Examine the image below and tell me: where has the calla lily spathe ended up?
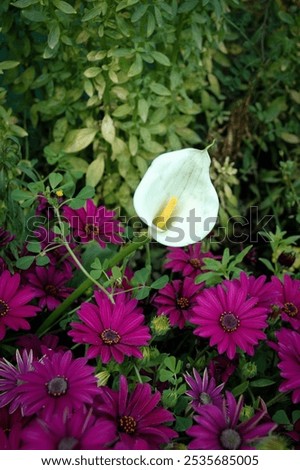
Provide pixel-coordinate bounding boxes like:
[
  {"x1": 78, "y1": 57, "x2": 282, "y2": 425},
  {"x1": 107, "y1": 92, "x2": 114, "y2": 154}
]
[{"x1": 133, "y1": 147, "x2": 219, "y2": 247}]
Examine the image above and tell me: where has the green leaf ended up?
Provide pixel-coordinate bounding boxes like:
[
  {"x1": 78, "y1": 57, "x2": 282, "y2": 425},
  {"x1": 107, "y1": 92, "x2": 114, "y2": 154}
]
[
  {"x1": 128, "y1": 54, "x2": 143, "y2": 77},
  {"x1": 150, "y1": 82, "x2": 171, "y2": 96},
  {"x1": 137, "y1": 98, "x2": 149, "y2": 123},
  {"x1": 0, "y1": 61, "x2": 20, "y2": 70},
  {"x1": 232, "y1": 381, "x2": 249, "y2": 397},
  {"x1": 234, "y1": 245, "x2": 253, "y2": 265},
  {"x1": 12, "y1": 0, "x2": 39, "y2": 6},
  {"x1": 82, "y1": 5, "x2": 105, "y2": 21},
  {"x1": 132, "y1": 266, "x2": 151, "y2": 285},
  {"x1": 250, "y1": 379, "x2": 275, "y2": 388},
  {"x1": 22, "y1": 9, "x2": 48, "y2": 21},
  {"x1": 164, "y1": 356, "x2": 176, "y2": 372},
  {"x1": 151, "y1": 51, "x2": 171, "y2": 66},
  {"x1": 49, "y1": 172, "x2": 63, "y2": 189},
  {"x1": 36, "y1": 255, "x2": 50, "y2": 266},
  {"x1": 116, "y1": 0, "x2": 139, "y2": 12},
  {"x1": 84, "y1": 67, "x2": 102, "y2": 78},
  {"x1": 76, "y1": 186, "x2": 95, "y2": 200},
  {"x1": 86, "y1": 155, "x2": 105, "y2": 187},
  {"x1": 11, "y1": 189, "x2": 34, "y2": 201},
  {"x1": 135, "y1": 287, "x2": 150, "y2": 300},
  {"x1": 175, "y1": 416, "x2": 193, "y2": 432},
  {"x1": 159, "y1": 369, "x2": 175, "y2": 382},
  {"x1": 48, "y1": 23, "x2": 60, "y2": 50},
  {"x1": 258, "y1": 257, "x2": 275, "y2": 273},
  {"x1": 28, "y1": 181, "x2": 45, "y2": 193},
  {"x1": 27, "y1": 242, "x2": 41, "y2": 253},
  {"x1": 53, "y1": 0, "x2": 76, "y2": 14},
  {"x1": 272, "y1": 410, "x2": 290, "y2": 425},
  {"x1": 16, "y1": 256, "x2": 35, "y2": 270},
  {"x1": 280, "y1": 132, "x2": 300, "y2": 144},
  {"x1": 131, "y1": 3, "x2": 148, "y2": 22},
  {"x1": 63, "y1": 128, "x2": 97, "y2": 153},
  {"x1": 101, "y1": 115, "x2": 115, "y2": 144},
  {"x1": 151, "y1": 275, "x2": 169, "y2": 290}
]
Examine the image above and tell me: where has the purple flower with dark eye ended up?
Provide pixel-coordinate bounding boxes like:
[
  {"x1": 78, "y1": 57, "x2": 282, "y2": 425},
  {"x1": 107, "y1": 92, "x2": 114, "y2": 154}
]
[
  {"x1": 190, "y1": 282, "x2": 268, "y2": 359},
  {"x1": 0, "y1": 406, "x2": 26, "y2": 450},
  {"x1": 0, "y1": 349, "x2": 33, "y2": 413},
  {"x1": 21, "y1": 409, "x2": 115, "y2": 450},
  {"x1": 184, "y1": 368, "x2": 224, "y2": 412},
  {"x1": 27, "y1": 265, "x2": 73, "y2": 311},
  {"x1": 271, "y1": 274, "x2": 300, "y2": 330},
  {"x1": 164, "y1": 242, "x2": 217, "y2": 279},
  {"x1": 273, "y1": 328, "x2": 300, "y2": 404},
  {"x1": 187, "y1": 392, "x2": 276, "y2": 450},
  {"x1": 94, "y1": 375, "x2": 177, "y2": 449},
  {"x1": 0, "y1": 270, "x2": 40, "y2": 340},
  {"x1": 63, "y1": 199, "x2": 124, "y2": 248},
  {"x1": 69, "y1": 292, "x2": 151, "y2": 364},
  {"x1": 153, "y1": 277, "x2": 201, "y2": 329},
  {"x1": 19, "y1": 351, "x2": 97, "y2": 420}
]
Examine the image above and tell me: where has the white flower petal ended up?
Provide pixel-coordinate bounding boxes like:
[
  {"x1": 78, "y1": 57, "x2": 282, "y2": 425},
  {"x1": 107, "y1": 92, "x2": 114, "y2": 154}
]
[{"x1": 133, "y1": 148, "x2": 219, "y2": 247}]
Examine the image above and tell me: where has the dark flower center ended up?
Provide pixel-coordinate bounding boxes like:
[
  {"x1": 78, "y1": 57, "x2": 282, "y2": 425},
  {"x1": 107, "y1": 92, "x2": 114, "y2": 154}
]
[
  {"x1": 47, "y1": 376, "x2": 68, "y2": 397},
  {"x1": 0, "y1": 299, "x2": 9, "y2": 317},
  {"x1": 220, "y1": 428, "x2": 242, "y2": 450},
  {"x1": 220, "y1": 311, "x2": 240, "y2": 332},
  {"x1": 85, "y1": 224, "x2": 99, "y2": 236},
  {"x1": 177, "y1": 296, "x2": 190, "y2": 309},
  {"x1": 189, "y1": 258, "x2": 201, "y2": 269},
  {"x1": 199, "y1": 392, "x2": 212, "y2": 405},
  {"x1": 119, "y1": 415, "x2": 137, "y2": 434},
  {"x1": 58, "y1": 437, "x2": 79, "y2": 450},
  {"x1": 282, "y1": 302, "x2": 298, "y2": 318},
  {"x1": 45, "y1": 284, "x2": 59, "y2": 297},
  {"x1": 100, "y1": 328, "x2": 121, "y2": 345}
]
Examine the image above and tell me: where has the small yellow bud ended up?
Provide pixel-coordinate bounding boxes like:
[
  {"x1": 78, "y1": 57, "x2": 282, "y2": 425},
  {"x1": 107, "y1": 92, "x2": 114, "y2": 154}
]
[
  {"x1": 151, "y1": 315, "x2": 170, "y2": 335},
  {"x1": 256, "y1": 435, "x2": 290, "y2": 450},
  {"x1": 56, "y1": 189, "x2": 64, "y2": 197},
  {"x1": 95, "y1": 370, "x2": 110, "y2": 387}
]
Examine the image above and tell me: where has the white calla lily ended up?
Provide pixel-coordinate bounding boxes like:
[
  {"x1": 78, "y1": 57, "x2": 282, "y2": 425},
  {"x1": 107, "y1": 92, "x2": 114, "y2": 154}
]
[{"x1": 133, "y1": 147, "x2": 219, "y2": 247}]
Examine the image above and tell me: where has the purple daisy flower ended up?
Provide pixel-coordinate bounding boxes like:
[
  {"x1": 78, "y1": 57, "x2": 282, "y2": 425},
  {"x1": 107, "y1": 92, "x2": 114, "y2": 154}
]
[
  {"x1": 0, "y1": 407, "x2": 25, "y2": 450},
  {"x1": 164, "y1": 242, "x2": 217, "y2": 279},
  {"x1": 153, "y1": 277, "x2": 201, "y2": 329},
  {"x1": 26, "y1": 265, "x2": 73, "y2": 311},
  {"x1": 190, "y1": 282, "x2": 268, "y2": 359},
  {"x1": 94, "y1": 375, "x2": 177, "y2": 449},
  {"x1": 21, "y1": 409, "x2": 115, "y2": 450},
  {"x1": 271, "y1": 274, "x2": 300, "y2": 330},
  {"x1": 69, "y1": 292, "x2": 151, "y2": 364},
  {"x1": 184, "y1": 368, "x2": 224, "y2": 412},
  {"x1": 208, "y1": 354, "x2": 238, "y2": 385},
  {"x1": 0, "y1": 270, "x2": 40, "y2": 340},
  {"x1": 19, "y1": 351, "x2": 97, "y2": 420},
  {"x1": 274, "y1": 328, "x2": 300, "y2": 403},
  {"x1": 63, "y1": 199, "x2": 124, "y2": 248},
  {"x1": 0, "y1": 349, "x2": 33, "y2": 413},
  {"x1": 224, "y1": 272, "x2": 280, "y2": 313},
  {"x1": 0, "y1": 227, "x2": 15, "y2": 248},
  {"x1": 188, "y1": 391, "x2": 276, "y2": 450}
]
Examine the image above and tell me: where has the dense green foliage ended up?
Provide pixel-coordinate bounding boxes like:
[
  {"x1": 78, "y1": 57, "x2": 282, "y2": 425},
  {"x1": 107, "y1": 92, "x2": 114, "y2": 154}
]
[{"x1": 1, "y1": 0, "x2": 299, "y2": 236}]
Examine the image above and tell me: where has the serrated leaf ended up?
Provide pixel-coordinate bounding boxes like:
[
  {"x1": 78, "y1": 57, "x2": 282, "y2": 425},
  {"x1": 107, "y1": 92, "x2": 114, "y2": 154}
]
[
  {"x1": 86, "y1": 155, "x2": 105, "y2": 187},
  {"x1": 63, "y1": 128, "x2": 97, "y2": 153},
  {"x1": 16, "y1": 256, "x2": 35, "y2": 270}
]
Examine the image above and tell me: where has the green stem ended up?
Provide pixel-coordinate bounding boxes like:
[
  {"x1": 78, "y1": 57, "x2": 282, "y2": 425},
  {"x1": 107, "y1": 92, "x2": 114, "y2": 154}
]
[
  {"x1": 36, "y1": 233, "x2": 150, "y2": 337},
  {"x1": 266, "y1": 392, "x2": 288, "y2": 408},
  {"x1": 133, "y1": 363, "x2": 143, "y2": 384}
]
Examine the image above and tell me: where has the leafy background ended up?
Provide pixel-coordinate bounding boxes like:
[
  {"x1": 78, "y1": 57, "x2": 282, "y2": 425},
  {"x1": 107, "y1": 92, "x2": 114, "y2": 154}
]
[{"x1": 0, "y1": 0, "x2": 299, "y2": 243}]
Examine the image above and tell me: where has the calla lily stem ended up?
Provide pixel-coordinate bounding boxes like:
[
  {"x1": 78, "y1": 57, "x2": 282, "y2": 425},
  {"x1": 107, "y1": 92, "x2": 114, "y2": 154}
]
[{"x1": 36, "y1": 233, "x2": 150, "y2": 337}]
